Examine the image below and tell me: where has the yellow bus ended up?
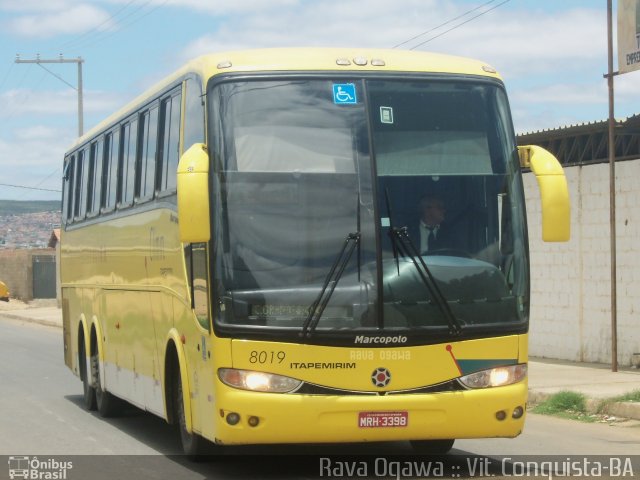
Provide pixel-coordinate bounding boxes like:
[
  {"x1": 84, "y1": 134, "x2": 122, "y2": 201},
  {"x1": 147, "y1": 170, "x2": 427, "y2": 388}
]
[{"x1": 61, "y1": 48, "x2": 570, "y2": 456}]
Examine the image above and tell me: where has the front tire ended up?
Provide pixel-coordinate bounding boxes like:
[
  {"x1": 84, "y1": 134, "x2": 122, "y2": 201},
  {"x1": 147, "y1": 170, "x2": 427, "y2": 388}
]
[
  {"x1": 410, "y1": 439, "x2": 455, "y2": 455},
  {"x1": 173, "y1": 367, "x2": 204, "y2": 457}
]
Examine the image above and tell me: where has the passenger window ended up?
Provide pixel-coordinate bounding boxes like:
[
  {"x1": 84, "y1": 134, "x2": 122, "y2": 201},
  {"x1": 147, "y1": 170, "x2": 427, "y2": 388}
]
[
  {"x1": 159, "y1": 90, "x2": 182, "y2": 192},
  {"x1": 74, "y1": 148, "x2": 89, "y2": 219},
  {"x1": 63, "y1": 156, "x2": 75, "y2": 223},
  {"x1": 184, "y1": 77, "x2": 204, "y2": 149},
  {"x1": 88, "y1": 139, "x2": 104, "y2": 215},
  {"x1": 138, "y1": 105, "x2": 159, "y2": 200},
  {"x1": 120, "y1": 119, "x2": 138, "y2": 206},
  {"x1": 103, "y1": 129, "x2": 120, "y2": 210}
]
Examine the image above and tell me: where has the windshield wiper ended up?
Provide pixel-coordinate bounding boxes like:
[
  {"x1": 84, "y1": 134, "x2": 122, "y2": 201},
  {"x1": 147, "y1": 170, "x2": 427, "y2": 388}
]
[
  {"x1": 301, "y1": 232, "x2": 360, "y2": 338},
  {"x1": 390, "y1": 227, "x2": 462, "y2": 335},
  {"x1": 384, "y1": 187, "x2": 401, "y2": 276}
]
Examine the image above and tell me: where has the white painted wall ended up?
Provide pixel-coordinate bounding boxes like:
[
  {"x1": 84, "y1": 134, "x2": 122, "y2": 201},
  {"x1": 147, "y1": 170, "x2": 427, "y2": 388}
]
[{"x1": 524, "y1": 159, "x2": 640, "y2": 366}]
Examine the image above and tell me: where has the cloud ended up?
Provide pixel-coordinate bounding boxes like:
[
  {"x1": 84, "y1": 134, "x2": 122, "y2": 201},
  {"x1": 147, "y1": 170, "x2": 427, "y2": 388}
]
[
  {"x1": 0, "y1": 125, "x2": 71, "y2": 199},
  {"x1": 0, "y1": 88, "x2": 125, "y2": 118},
  {"x1": 512, "y1": 83, "x2": 607, "y2": 106},
  {"x1": 160, "y1": 0, "x2": 299, "y2": 15},
  {"x1": 7, "y1": 4, "x2": 113, "y2": 38},
  {"x1": 180, "y1": 0, "x2": 442, "y2": 57},
  {"x1": 178, "y1": 1, "x2": 604, "y2": 79},
  {"x1": 0, "y1": 0, "x2": 72, "y2": 12}
]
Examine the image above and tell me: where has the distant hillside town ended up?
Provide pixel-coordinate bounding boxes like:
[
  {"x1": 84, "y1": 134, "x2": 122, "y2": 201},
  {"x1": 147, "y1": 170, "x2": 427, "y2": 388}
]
[{"x1": 0, "y1": 210, "x2": 61, "y2": 249}]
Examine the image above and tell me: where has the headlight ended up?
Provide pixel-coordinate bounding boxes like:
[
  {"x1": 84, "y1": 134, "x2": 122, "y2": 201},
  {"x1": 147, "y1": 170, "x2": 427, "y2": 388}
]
[
  {"x1": 218, "y1": 368, "x2": 302, "y2": 393},
  {"x1": 458, "y1": 364, "x2": 527, "y2": 389}
]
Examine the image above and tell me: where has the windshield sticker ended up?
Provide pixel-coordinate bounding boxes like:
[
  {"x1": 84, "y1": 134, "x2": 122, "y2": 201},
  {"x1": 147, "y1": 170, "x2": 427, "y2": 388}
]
[
  {"x1": 380, "y1": 106, "x2": 394, "y2": 124},
  {"x1": 332, "y1": 83, "x2": 357, "y2": 105}
]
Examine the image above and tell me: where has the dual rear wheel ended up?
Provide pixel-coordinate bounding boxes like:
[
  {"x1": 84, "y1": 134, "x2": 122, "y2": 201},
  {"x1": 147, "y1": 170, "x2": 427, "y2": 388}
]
[{"x1": 79, "y1": 332, "x2": 120, "y2": 417}]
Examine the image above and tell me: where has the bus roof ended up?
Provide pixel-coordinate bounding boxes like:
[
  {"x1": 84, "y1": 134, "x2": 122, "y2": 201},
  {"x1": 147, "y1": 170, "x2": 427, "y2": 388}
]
[{"x1": 69, "y1": 48, "x2": 501, "y2": 151}]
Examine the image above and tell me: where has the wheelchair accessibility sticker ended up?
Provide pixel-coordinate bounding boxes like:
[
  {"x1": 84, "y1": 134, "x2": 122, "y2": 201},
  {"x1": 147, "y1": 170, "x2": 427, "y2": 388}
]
[{"x1": 333, "y1": 83, "x2": 357, "y2": 105}]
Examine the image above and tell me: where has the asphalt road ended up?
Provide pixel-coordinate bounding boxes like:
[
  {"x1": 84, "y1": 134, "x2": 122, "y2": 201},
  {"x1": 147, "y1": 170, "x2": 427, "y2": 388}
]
[{"x1": 1, "y1": 317, "x2": 639, "y2": 480}]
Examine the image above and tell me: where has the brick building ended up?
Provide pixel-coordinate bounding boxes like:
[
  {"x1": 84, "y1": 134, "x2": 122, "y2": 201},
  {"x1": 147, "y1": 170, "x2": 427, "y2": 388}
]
[{"x1": 0, "y1": 248, "x2": 56, "y2": 301}]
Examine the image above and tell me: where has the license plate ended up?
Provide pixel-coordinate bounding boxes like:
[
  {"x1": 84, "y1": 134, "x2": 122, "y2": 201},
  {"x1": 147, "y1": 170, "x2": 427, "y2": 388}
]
[{"x1": 358, "y1": 411, "x2": 408, "y2": 428}]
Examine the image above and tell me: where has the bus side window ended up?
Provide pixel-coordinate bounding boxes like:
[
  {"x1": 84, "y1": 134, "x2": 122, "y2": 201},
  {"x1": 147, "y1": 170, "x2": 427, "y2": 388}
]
[
  {"x1": 185, "y1": 243, "x2": 210, "y2": 330},
  {"x1": 102, "y1": 129, "x2": 120, "y2": 211},
  {"x1": 137, "y1": 105, "x2": 159, "y2": 200},
  {"x1": 63, "y1": 156, "x2": 74, "y2": 224},
  {"x1": 119, "y1": 119, "x2": 138, "y2": 206},
  {"x1": 183, "y1": 77, "x2": 204, "y2": 149},
  {"x1": 159, "y1": 89, "x2": 182, "y2": 193},
  {"x1": 87, "y1": 138, "x2": 104, "y2": 216},
  {"x1": 74, "y1": 148, "x2": 89, "y2": 220}
]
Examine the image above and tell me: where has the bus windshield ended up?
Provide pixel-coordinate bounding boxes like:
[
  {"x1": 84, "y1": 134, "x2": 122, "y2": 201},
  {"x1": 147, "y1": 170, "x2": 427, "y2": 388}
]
[{"x1": 209, "y1": 77, "x2": 528, "y2": 342}]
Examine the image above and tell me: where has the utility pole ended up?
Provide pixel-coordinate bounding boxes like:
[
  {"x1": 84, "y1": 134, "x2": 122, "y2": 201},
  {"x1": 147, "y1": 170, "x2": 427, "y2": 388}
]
[
  {"x1": 605, "y1": 0, "x2": 618, "y2": 372},
  {"x1": 15, "y1": 54, "x2": 84, "y2": 137}
]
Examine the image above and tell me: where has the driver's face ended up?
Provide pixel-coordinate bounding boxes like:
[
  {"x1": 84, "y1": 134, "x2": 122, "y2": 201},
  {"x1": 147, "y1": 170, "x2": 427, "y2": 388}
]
[{"x1": 421, "y1": 200, "x2": 445, "y2": 226}]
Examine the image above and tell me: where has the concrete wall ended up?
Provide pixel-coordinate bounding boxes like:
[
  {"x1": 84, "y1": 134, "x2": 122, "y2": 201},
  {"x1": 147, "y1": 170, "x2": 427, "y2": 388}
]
[
  {"x1": 524, "y1": 158, "x2": 640, "y2": 366},
  {"x1": 0, "y1": 248, "x2": 56, "y2": 301}
]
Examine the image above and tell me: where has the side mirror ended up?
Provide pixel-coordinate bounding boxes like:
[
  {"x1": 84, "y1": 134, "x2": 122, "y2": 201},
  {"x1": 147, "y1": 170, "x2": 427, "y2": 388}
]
[
  {"x1": 177, "y1": 143, "x2": 210, "y2": 243},
  {"x1": 518, "y1": 145, "x2": 570, "y2": 242}
]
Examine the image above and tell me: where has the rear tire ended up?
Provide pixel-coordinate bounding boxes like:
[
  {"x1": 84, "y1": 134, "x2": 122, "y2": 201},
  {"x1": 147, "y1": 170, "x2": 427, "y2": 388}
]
[
  {"x1": 79, "y1": 338, "x2": 96, "y2": 411},
  {"x1": 410, "y1": 439, "x2": 455, "y2": 455},
  {"x1": 91, "y1": 351, "x2": 121, "y2": 417}
]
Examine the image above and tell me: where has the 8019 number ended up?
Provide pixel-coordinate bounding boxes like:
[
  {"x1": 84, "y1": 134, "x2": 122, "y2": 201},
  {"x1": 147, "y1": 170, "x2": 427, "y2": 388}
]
[{"x1": 249, "y1": 350, "x2": 286, "y2": 364}]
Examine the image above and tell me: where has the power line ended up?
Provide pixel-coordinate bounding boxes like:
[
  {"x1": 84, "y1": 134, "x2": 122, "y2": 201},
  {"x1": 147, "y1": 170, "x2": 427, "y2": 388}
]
[
  {"x1": 35, "y1": 62, "x2": 77, "y2": 91},
  {"x1": 0, "y1": 61, "x2": 14, "y2": 91},
  {"x1": 0, "y1": 182, "x2": 61, "y2": 193},
  {"x1": 54, "y1": 0, "x2": 138, "y2": 53},
  {"x1": 75, "y1": 0, "x2": 169, "y2": 51},
  {"x1": 409, "y1": 0, "x2": 512, "y2": 50},
  {"x1": 18, "y1": 168, "x2": 62, "y2": 201},
  {"x1": 392, "y1": 0, "x2": 499, "y2": 49}
]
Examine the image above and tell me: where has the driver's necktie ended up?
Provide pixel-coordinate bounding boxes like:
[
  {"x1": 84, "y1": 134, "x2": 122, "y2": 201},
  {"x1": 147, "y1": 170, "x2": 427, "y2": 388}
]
[{"x1": 427, "y1": 227, "x2": 436, "y2": 251}]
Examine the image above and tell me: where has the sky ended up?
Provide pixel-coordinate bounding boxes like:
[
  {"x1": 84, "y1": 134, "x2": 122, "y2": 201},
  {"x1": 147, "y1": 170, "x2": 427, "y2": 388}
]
[{"x1": 0, "y1": 0, "x2": 638, "y2": 201}]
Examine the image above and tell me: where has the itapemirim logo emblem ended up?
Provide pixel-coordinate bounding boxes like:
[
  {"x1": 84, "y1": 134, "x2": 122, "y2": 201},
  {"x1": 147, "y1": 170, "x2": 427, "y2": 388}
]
[
  {"x1": 371, "y1": 367, "x2": 392, "y2": 387},
  {"x1": 7, "y1": 456, "x2": 73, "y2": 479}
]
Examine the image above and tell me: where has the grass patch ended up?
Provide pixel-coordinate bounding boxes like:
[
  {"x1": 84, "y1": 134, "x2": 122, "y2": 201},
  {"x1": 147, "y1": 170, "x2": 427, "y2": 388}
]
[
  {"x1": 596, "y1": 389, "x2": 640, "y2": 414},
  {"x1": 611, "y1": 389, "x2": 640, "y2": 403},
  {"x1": 531, "y1": 391, "x2": 596, "y2": 422}
]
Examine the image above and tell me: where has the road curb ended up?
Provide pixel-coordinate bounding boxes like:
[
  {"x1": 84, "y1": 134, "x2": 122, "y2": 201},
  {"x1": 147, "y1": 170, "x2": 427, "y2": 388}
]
[
  {"x1": 0, "y1": 312, "x2": 62, "y2": 329},
  {"x1": 528, "y1": 390, "x2": 640, "y2": 421}
]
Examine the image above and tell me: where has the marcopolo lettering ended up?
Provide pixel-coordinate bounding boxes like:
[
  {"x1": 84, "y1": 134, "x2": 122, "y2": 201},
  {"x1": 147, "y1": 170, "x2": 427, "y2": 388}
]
[{"x1": 355, "y1": 335, "x2": 408, "y2": 345}]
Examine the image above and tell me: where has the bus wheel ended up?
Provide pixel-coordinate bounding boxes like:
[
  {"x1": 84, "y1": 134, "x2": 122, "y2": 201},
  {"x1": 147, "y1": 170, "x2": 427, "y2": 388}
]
[
  {"x1": 173, "y1": 368, "x2": 204, "y2": 457},
  {"x1": 79, "y1": 338, "x2": 96, "y2": 411},
  {"x1": 91, "y1": 351, "x2": 120, "y2": 417},
  {"x1": 410, "y1": 439, "x2": 455, "y2": 455}
]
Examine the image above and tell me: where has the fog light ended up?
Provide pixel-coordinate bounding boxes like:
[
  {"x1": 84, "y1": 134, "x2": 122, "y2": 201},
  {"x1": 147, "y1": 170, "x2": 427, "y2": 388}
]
[
  {"x1": 248, "y1": 416, "x2": 260, "y2": 427},
  {"x1": 512, "y1": 406, "x2": 524, "y2": 419},
  {"x1": 226, "y1": 412, "x2": 240, "y2": 425},
  {"x1": 495, "y1": 410, "x2": 507, "y2": 421}
]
